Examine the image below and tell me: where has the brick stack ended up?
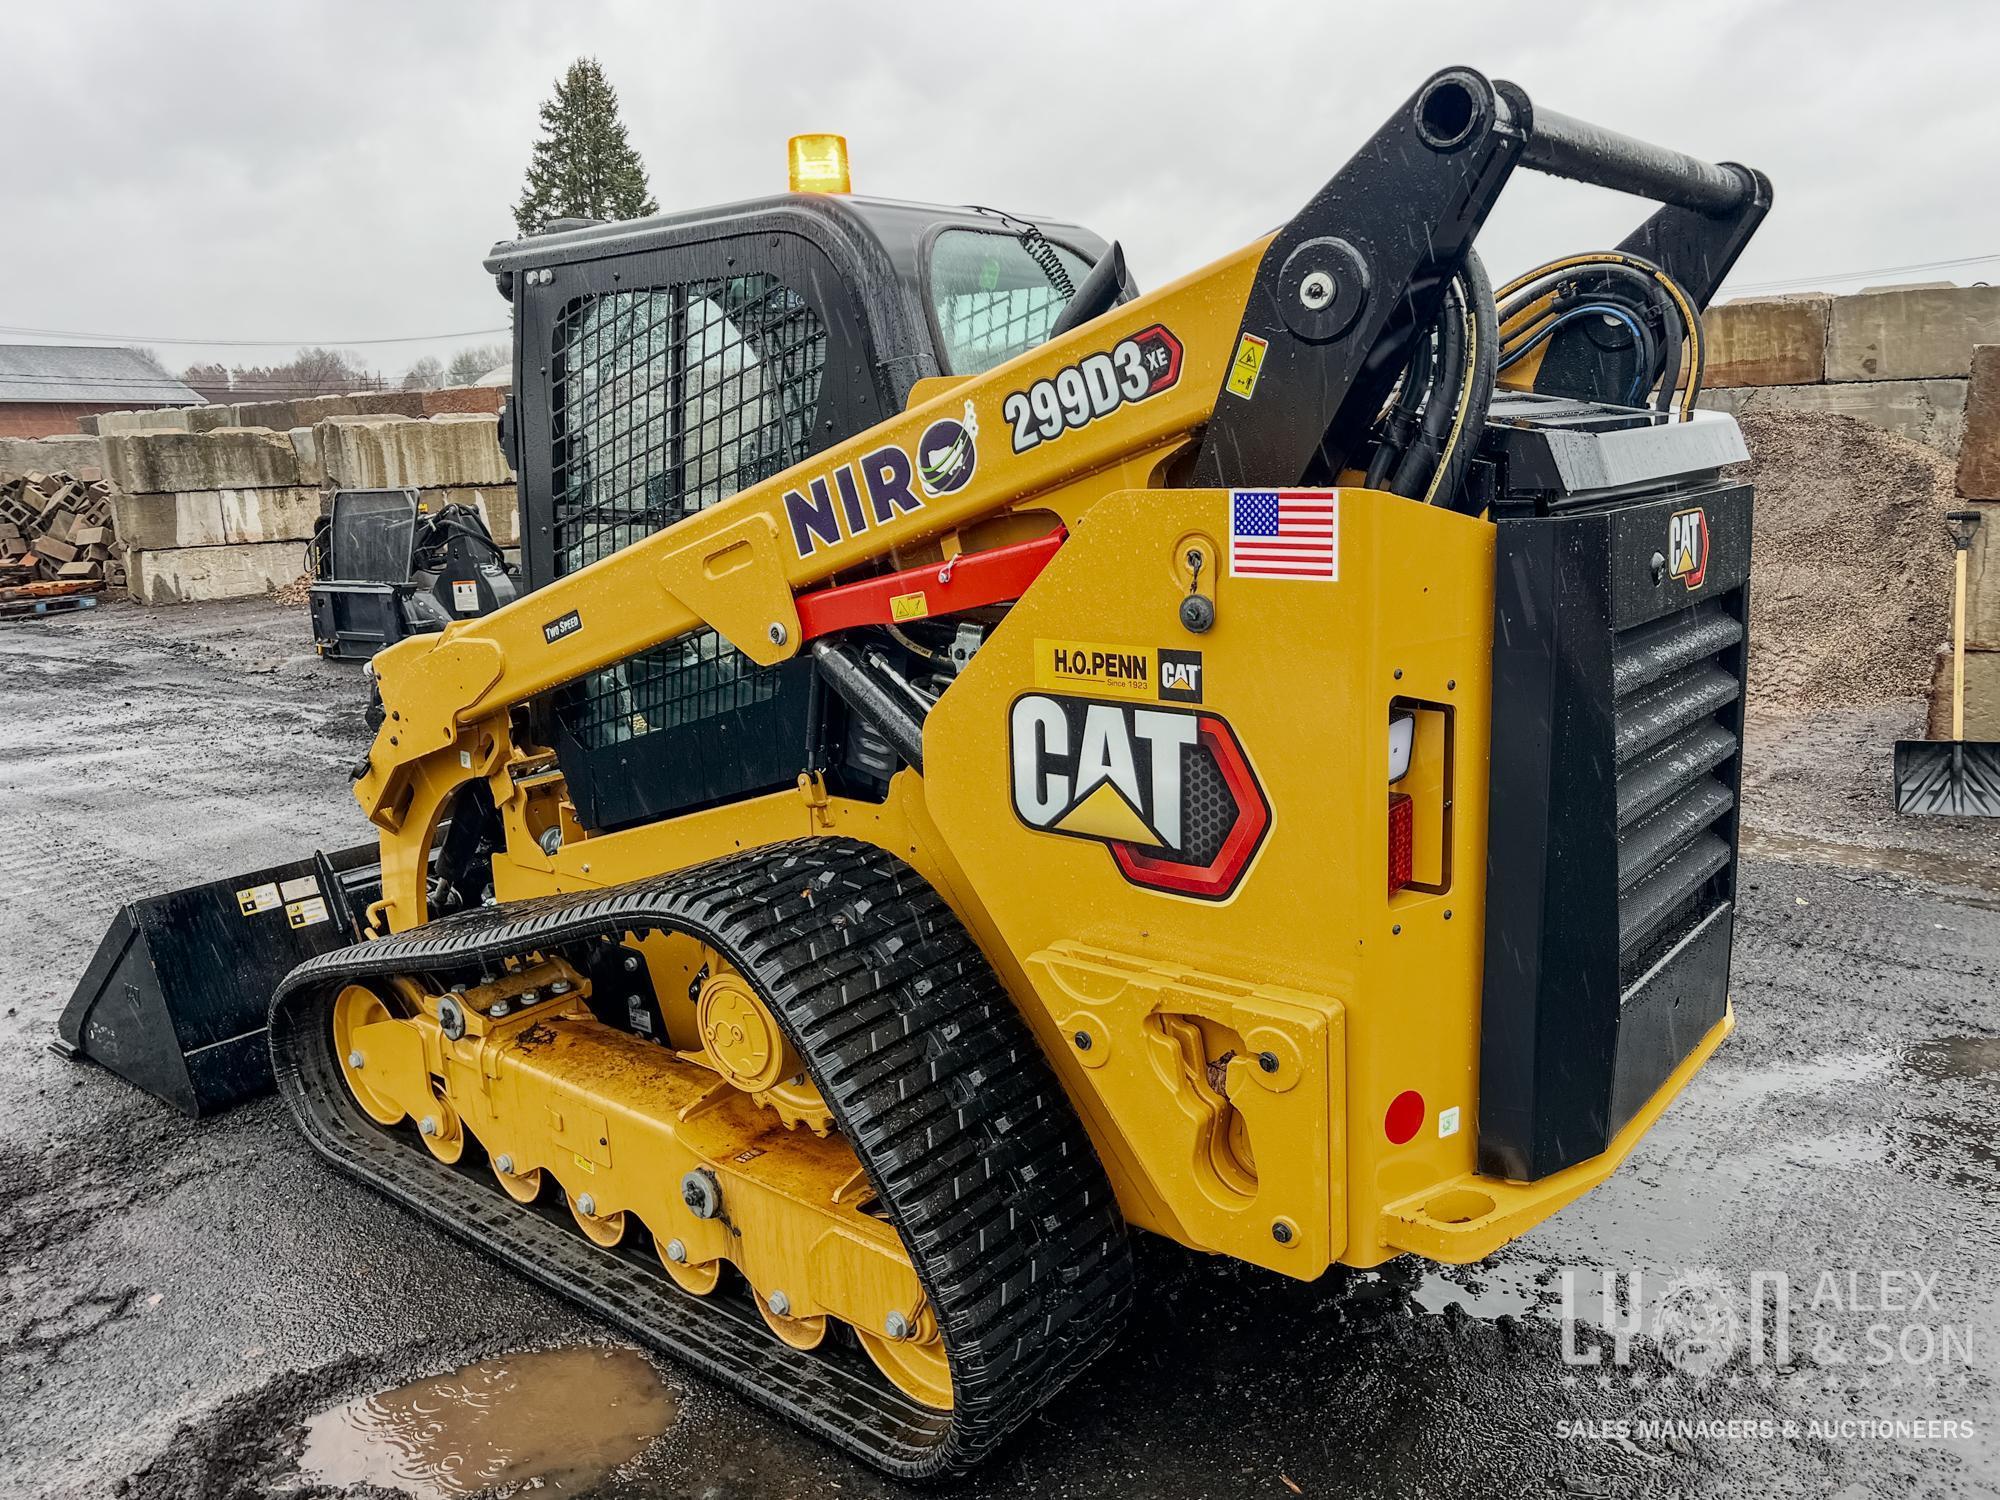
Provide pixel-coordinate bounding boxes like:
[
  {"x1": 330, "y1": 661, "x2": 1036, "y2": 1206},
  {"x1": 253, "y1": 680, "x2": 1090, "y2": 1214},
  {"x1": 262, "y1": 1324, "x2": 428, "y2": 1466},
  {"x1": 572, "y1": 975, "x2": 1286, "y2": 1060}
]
[{"x1": 0, "y1": 468, "x2": 124, "y2": 603}]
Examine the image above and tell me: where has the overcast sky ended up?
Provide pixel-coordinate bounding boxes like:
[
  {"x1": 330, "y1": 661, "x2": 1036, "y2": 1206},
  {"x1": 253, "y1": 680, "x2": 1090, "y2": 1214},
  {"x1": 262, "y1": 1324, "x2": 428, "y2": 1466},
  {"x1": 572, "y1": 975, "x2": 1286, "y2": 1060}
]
[{"x1": 9, "y1": 0, "x2": 1998, "y2": 387}]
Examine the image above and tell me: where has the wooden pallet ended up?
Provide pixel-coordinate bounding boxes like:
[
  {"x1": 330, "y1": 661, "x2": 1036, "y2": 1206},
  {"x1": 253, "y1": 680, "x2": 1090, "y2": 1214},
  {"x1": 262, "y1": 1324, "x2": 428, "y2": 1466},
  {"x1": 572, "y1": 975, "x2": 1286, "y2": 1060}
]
[{"x1": 0, "y1": 593, "x2": 97, "y2": 620}]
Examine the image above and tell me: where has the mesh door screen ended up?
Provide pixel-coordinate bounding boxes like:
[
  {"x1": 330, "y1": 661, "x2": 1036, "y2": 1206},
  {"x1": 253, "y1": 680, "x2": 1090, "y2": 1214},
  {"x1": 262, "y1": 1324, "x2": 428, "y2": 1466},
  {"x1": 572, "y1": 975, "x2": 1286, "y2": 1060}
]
[
  {"x1": 927, "y1": 228, "x2": 1089, "y2": 375},
  {"x1": 548, "y1": 275, "x2": 827, "y2": 755}
]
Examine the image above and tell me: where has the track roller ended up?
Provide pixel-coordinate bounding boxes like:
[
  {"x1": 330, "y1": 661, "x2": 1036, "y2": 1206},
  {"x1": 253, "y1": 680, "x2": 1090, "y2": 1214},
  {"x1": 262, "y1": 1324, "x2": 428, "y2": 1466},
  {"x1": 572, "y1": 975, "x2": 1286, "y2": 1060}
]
[{"x1": 270, "y1": 838, "x2": 1134, "y2": 1478}]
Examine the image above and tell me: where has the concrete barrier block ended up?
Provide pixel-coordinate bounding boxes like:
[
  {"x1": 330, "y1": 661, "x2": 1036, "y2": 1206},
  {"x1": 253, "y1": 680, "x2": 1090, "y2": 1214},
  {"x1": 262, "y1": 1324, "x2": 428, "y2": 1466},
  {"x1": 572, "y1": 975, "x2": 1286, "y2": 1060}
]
[
  {"x1": 109, "y1": 486, "x2": 322, "y2": 548},
  {"x1": 0, "y1": 434, "x2": 106, "y2": 478},
  {"x1": 1958, "y1": 496, "x2": 2000, "y2": 652},
  {"x1": 290, "y1": 425, "x2": 325, "y2": 486},
  {"x1": 1926, "y1": 645, "x2": 2000, "y2": 739},
  {"x1": 421, "y1": 385, "x2": 504, "y2": 417},
  {"x1": 1697, "y1": 379, "x2": 1967, "y2": 457},
  {"x1": 319, "y1": 413, "x2": 511, "y2": 488},
  {"x1": 232, "y1": 398, "x2": 301, "y2": 430},
  {"x1": 1703, "y1": 296, "x2": 1827, "y2": 386},
  {"x1": 350, "y1": 390, "x2": 429, "y2": 419},
  {"x1": 96, "y1": 408, "x2": 196, "y2": 435},
  {"x1": 420, "y1": 484, "x2": 521, "y2": 548},
  {"x1": 103, "y1": 427, "x2": 302, "y2": 495},
  {"x1": 291, "y1": 393, "x2": 375, "y2": 424},
  {"x1": 76, "y1": 415, "x2": 101, "y2": 435},
  {"x1": 127, "y1": 541, "x2": 303, "y2": 605},
  {"x1": 1827, "y1": 286, "x2": 2000, "y2": 382},
  {"x1": 185, "y1": 405, "x2": 239, "y2": 433},
  {"x1": 109, "y1": 491, "x2": 229, "y2": 549},
  {"x1": 1956, "y1": 345, "x2": 2000, "y2": 501},
  {"x1": 217, "y1": 486, "x2": 322, "y2": 544}
]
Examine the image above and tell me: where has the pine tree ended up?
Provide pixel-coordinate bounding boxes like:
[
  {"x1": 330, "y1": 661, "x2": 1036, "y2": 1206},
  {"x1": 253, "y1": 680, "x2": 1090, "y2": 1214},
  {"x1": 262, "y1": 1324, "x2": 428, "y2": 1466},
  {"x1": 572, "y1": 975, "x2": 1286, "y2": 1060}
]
[{"x1": 513, "y1": 59, "x2": 658, "y2": 235}]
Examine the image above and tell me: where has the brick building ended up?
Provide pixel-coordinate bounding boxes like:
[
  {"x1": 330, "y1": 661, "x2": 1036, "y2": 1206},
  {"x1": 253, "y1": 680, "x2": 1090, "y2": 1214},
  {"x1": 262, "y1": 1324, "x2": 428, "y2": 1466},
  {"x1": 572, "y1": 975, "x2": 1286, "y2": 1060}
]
[{"x1": 0, "y1": 345, "x2": 202, "y2": 438}]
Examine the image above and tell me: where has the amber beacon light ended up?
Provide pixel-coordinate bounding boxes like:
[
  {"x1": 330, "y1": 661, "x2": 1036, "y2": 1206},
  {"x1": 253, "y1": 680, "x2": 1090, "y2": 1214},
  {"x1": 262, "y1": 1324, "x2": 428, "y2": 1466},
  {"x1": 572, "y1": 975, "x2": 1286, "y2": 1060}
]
[{"x1": 788, "y1": 133, "x2": 851, "y2": 194}]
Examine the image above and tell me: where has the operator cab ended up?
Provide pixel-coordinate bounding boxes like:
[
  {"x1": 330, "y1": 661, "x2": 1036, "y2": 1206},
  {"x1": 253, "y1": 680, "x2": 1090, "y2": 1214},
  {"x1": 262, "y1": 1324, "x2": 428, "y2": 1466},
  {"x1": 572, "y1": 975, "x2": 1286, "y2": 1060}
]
[{"x1": 486, "y1": 163, "x2": 1125, "y2": 830}]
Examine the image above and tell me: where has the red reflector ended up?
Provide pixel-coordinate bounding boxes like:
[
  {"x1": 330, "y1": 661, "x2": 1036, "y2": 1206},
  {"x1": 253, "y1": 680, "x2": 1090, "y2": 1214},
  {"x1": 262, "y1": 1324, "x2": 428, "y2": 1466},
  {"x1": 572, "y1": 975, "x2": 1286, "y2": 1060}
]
[
  {"x1": 1385, "y1": 1089, "x2": 1425, "y2": 1145},
  {"x1": 1388, "y1": 791, "x2": 1415, "y2": 896}
]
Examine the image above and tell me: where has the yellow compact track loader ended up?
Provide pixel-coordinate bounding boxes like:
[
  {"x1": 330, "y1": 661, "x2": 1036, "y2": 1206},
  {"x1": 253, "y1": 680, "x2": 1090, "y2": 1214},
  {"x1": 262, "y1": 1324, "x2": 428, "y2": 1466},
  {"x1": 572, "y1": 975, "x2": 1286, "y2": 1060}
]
[{"x1": 59, "y1": 68, "x2": 1770, "y2": 1475}]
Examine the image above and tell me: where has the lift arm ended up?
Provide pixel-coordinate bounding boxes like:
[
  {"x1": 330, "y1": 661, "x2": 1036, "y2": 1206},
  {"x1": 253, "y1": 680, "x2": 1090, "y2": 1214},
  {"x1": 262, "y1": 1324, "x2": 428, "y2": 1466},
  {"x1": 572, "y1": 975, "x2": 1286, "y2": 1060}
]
[{"x1": 354, "y1": 67, "x2": 1765, "y2": 925}]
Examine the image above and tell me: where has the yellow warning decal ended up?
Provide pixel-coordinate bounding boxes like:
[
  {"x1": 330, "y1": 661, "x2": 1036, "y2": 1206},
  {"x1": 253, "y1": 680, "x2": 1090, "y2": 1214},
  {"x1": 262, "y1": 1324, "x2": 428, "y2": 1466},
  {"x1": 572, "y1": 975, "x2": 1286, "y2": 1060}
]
[
  {"x1": 237, "y1": 883, "x2": 280, "y2": 916},
  {"x1": 889, "y1": 589, "x2": 930, "y2": 622},
  {"x1": 1225, "y1": 332, "x2": 1268, "y2": 400},
  {"x1": 285, "y1": 896, "x2": 330, "y2": 929},
  {"x1": 1035, "y1": 639, "x2": 1156, "y2": 701}
]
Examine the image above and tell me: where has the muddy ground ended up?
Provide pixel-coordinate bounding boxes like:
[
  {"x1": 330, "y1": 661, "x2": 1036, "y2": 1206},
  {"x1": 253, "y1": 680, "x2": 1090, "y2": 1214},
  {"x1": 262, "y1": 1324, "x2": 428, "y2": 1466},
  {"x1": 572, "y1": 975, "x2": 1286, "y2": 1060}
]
[{"x1": 2, "y1": 596, "x2": 1997, "y2": 1500}]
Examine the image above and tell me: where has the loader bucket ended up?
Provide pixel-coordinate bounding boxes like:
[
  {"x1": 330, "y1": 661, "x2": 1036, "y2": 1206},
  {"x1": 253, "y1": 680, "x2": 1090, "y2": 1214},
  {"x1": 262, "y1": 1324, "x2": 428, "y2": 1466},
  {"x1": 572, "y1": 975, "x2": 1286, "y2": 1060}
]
[
  {"x1": 53, "y1": 848, "x2": 379, "y2": 1117},
  {"x1": 1893, "y1": 739, "x2": 2000, "y2": 817}
]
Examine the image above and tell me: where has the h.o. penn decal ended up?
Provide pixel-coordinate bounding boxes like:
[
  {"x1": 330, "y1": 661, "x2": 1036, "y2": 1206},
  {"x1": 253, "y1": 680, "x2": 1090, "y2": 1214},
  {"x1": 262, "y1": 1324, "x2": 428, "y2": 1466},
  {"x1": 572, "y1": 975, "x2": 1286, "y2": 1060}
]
[
  {"x1": 1003, "y1": 323, "x2": 1183, "y2": 455},
  {"x1": 783, "y1": 401, "x2": 979, "y2": 559},
  {"x1": 1009, "y1": 692, "x2": 1267, "y2": 901},
  {"x1": 1033, "y1": 639, "x2": 1204, "y2": 704},
  {"x1": 1668, "y1": 506, "x2": 1709, "y2": 590}
]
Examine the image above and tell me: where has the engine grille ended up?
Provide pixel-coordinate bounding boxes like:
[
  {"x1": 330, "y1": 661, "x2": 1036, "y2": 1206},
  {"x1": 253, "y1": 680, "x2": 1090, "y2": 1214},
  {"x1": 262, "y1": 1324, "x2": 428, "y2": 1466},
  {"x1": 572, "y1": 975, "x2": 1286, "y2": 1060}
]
[{"x1": 1612, "y1": 600, "x2": 1745, "y2": 984}]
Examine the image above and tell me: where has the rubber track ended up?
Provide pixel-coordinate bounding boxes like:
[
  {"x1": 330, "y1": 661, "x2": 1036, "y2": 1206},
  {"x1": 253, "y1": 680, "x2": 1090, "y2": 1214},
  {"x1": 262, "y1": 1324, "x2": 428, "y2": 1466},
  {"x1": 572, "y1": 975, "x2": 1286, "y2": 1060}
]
[{"x1": 269, "y1": 836, "x2": 1133, "y2": 1477}]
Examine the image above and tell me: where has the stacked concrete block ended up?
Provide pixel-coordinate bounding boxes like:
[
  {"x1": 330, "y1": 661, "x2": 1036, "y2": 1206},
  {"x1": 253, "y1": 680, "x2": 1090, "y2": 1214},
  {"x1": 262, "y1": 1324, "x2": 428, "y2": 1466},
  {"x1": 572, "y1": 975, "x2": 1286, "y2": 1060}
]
[
  {"x1": 1826, "y1": 286, "x2": 2000, "y2": 383},
  {"x1": 1697, "y1": 284, "x2": 2000, "y2": 460},
  {"x1": 1942, "y1": 345, "x2": 2000, "y2": 735},
  {"x1": 80, "y1": 386, "x2": 502, "y2": 438},
  {"x1": 1698, "y1": 380, "x2": 1967, "y2": 456},
  {"x1": 101, "y1": 427, "x2": 319, "y2": 604},
  {"x1": 421, "y1": 385, "x2": 504, "y2": 417},
  {"x1": 1702, "y1": 295, "x2": 1828, "y2": 387},
  {"x1": 315, "y1": 413, "x2": 519, "y2": 550},
  {"x1": 0, "y1": 434, "x2": 105, "y2": 477},
  {"x1": 316, "y1": 413, "x2": 512, "y2": 490}
]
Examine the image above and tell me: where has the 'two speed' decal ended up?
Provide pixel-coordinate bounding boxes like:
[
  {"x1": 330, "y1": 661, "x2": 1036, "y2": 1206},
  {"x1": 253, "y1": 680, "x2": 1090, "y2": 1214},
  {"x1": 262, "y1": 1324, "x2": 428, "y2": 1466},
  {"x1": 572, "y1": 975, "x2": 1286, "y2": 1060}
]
[{"x1": 1009, "y1": 693, "x2": 1269, "y2": 901}]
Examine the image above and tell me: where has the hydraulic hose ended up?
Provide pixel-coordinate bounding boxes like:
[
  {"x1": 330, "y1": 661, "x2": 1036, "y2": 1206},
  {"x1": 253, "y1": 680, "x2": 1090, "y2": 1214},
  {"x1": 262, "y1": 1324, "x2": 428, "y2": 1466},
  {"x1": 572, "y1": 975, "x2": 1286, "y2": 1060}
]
[{"x1": 1426, "y1": 246, "x2": 1497, "y2": 510}]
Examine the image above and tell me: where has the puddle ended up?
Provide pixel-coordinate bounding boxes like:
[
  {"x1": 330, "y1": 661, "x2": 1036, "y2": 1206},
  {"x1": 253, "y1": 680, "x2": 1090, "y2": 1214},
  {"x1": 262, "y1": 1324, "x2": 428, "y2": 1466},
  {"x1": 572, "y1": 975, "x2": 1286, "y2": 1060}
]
[
  {"x1": 1415, "y1": 1258, "x2": 1550, "y2": 1320},
  {"x1": 299, "y1": 1345, "x2": 677, "y2": 1499},
  {"x1": 1740, "y1": 826, "x2": 2000, "y2": 897},
  {"x1": 1907, "y1": 1035, "x2": 2000, "y2": 1082},
  {"x1": 1696, "y1": 1047, "x2": 1892, "y2": 1109}
]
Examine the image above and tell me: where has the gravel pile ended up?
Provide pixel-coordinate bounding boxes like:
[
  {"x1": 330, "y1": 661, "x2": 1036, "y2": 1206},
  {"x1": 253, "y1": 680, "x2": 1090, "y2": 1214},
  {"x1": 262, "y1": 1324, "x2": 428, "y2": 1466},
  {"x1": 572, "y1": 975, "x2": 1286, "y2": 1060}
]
[
  {"x1": 1737, "y1": 410, "x2": 1957, "y2": 717},
  {"x1": 267, "y1": 573, "x2": 313, "y2": 607}
]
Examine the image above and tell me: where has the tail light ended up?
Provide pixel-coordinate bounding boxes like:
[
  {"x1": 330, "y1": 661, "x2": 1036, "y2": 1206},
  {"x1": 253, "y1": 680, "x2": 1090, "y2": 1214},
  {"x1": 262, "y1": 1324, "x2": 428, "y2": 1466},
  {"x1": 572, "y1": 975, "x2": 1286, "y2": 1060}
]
[
  {"x1": 1389, "y1": 791, "x2": 1416, "y2": 896},
  {"x1": 1389, "y1": 709, "x2": 1417, "y2": 896}
]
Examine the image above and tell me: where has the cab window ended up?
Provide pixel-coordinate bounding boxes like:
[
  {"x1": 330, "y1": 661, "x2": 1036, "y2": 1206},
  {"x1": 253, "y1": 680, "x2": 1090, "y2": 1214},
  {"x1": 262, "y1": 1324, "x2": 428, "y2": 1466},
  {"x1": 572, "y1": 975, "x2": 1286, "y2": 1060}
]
[{"x1": 927, "y1": 228, "x2": 1090, "y2": 375}]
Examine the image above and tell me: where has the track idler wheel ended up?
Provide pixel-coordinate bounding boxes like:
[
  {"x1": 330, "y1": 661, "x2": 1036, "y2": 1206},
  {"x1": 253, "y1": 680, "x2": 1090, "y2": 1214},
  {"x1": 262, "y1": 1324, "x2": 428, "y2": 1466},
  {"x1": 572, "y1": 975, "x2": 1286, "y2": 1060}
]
[
  {"x1": 491, "y1": 1156, "x2": 544, "y2": 1204},
  {"x1": 757, "y1": 1290, "x2": 829, "y2": 1351},
  {"x1": 567, "y1": 1190, "x2": 628, "y2": 1248},
  {"x1": 331, "y1": 984, "x2": 404, "y2": 1126},
  {"x1": 857, "y1": 1323, "x2": 953, "y2": 1412}
]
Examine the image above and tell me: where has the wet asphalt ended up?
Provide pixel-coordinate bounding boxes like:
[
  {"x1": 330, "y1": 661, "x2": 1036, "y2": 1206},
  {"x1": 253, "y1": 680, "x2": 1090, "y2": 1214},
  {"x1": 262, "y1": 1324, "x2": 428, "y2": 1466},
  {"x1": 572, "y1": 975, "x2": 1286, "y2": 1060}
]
[{"x1": 2, "y1": 597, "x2": 1997, "y2": 1500}]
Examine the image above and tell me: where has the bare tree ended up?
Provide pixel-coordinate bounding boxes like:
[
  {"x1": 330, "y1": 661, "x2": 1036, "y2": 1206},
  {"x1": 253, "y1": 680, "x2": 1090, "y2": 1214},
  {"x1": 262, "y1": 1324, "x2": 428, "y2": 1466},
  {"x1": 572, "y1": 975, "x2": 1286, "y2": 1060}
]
[
  {"x1": 447, "y1": 344, "x2": 509, "y2": 387},
  {"x1": 181, "y1": 361, "x2": 232, "y2": 403},
  {"x1": 401, "y1": 355, "x2": 446, "y2": 391},
  {"x1": 227, "y1": 348, "x2": 385, "y2": 399}
]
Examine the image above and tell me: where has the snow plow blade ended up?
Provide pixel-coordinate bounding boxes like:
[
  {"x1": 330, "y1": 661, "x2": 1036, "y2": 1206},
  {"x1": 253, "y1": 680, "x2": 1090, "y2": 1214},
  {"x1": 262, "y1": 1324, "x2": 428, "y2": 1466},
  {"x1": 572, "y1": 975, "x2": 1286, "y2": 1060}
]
[{"x1": 53, "y1": 848, "x2": 380, "y2": 1117}]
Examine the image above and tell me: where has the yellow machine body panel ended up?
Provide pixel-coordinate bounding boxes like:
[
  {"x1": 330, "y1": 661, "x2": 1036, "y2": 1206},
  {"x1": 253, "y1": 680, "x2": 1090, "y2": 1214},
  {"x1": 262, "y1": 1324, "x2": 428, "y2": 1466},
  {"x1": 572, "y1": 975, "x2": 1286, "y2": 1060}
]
[
  {"x1": 330, "y1": 70, "x2": 1764, "y2": 1314},
  {"x1": 454, "y1": 482, "x2": 1727, "y2": 1277}
]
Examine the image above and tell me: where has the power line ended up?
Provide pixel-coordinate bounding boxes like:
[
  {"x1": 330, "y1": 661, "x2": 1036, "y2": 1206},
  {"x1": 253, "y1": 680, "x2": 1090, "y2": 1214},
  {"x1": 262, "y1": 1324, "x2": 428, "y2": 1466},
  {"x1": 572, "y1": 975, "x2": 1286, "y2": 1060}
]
[
  {"x1": 0, "y1": 323, "x2": 509, "y2": 348},
  {"x1": 1720, "y1": 251, "x2": 2000, "y2": 296}
]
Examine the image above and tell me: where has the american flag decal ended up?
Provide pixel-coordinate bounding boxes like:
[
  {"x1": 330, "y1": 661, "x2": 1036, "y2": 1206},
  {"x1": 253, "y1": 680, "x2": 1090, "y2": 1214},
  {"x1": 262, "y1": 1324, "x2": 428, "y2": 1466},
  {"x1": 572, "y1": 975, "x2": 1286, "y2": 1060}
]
[{"x1": 1228, "y1": 489, "x2": 1339, "y2": 580}]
